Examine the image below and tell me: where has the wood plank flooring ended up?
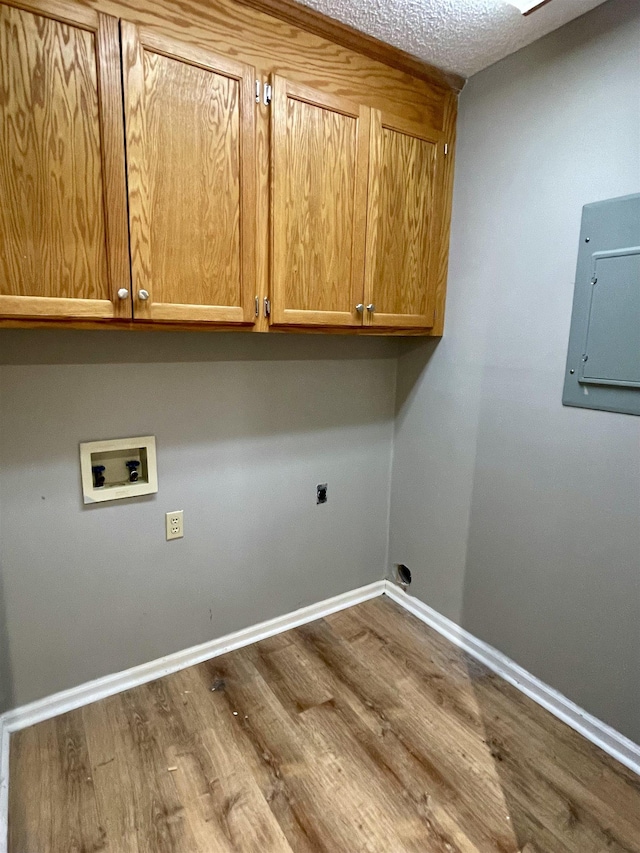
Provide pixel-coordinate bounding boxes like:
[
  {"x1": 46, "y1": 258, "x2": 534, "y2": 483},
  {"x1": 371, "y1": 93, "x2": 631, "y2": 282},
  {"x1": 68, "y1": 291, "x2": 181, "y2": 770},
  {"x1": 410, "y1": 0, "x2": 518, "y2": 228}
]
[{"x1": 9, "y1": 596, "x2": 640, "y2": 852}]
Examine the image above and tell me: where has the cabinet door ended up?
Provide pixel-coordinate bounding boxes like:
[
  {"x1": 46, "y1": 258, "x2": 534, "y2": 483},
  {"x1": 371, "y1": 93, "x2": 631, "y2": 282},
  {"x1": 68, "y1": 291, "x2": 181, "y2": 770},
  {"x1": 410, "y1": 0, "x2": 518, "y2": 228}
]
[
  {"x1": 122, "y1": 24, "x2": 256, "y2": 324},
  {"x1": 270, "y1": 77, "x2": 369, "y2": 327},
  {"x1": 364, "y1": 110, "x2": 443, "y2": 329},
  {"x1": 0, "y1": 0, "x2": 129, "y2": 319}
]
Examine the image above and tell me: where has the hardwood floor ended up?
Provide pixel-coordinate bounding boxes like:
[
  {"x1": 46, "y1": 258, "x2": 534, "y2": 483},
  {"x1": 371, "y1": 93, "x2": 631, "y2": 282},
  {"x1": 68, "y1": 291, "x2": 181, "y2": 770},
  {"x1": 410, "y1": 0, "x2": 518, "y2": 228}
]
[{"x1": 9, "y1": 596, "x2": 640, "y2": 852}]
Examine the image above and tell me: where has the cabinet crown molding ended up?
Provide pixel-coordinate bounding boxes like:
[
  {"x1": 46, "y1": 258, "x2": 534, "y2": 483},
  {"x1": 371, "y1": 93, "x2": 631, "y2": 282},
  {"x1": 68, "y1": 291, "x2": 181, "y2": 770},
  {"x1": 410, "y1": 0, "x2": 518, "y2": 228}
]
[{"x1": 234, "y1": 0, "x2": 466, "y2": 93}]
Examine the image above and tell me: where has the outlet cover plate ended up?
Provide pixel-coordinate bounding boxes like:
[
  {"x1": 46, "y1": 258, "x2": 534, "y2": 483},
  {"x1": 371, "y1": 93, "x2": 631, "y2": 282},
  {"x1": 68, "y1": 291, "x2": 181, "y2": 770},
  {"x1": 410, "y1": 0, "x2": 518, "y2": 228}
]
[{"x1": 166, "y1": 510, "x2": 184, "y2": 541}]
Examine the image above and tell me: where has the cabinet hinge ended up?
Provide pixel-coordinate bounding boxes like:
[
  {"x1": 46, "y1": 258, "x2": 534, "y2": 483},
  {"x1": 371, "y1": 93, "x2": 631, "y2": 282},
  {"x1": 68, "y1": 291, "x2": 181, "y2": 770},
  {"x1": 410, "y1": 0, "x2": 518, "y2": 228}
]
[
  {"x1": 263, "y1": 83, "x2": 272, "y2": 105},
  {"x1": 255, "y1": 81, "x2": 261, "y2": 103},
  {"x1": 444, "y1": 143, "x2": 448, "y2": 155},
  {"x1": 263, "y1": 297, "x2": 271, "y2": 318}
]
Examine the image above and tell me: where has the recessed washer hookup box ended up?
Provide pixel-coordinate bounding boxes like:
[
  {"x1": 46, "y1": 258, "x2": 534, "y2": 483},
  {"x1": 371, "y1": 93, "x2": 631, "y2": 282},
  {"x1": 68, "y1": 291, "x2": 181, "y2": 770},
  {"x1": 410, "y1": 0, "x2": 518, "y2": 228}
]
[{"x1": 80, "y1": 436, "x2": 158, "y2": 504}]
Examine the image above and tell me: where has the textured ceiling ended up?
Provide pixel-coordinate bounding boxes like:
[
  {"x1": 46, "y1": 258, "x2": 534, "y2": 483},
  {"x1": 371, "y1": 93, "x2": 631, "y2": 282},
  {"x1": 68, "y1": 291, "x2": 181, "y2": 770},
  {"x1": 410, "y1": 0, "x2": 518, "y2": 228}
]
[{"x1": 299, "y1": 0, "x2": 610, "y2": 78}]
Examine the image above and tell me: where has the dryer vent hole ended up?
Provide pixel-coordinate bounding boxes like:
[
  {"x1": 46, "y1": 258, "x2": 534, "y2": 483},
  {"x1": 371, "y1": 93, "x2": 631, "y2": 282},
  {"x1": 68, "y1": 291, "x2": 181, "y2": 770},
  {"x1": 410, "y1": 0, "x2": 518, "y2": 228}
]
[{"x1": 397, "y1": 564, "x2": 412, "y2": 587}]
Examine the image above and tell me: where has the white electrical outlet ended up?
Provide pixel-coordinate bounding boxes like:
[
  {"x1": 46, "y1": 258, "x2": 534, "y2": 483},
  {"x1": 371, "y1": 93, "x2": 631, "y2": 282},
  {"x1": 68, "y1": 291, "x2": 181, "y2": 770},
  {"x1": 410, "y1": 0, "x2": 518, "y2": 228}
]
[{"x1": 166, "y1": 510, "x2": 184, "y2": 540}]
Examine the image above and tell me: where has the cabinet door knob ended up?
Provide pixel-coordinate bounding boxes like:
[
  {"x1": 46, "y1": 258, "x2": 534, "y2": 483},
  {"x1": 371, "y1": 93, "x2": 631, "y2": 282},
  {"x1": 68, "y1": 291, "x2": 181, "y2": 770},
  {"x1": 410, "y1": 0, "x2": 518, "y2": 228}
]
[
  {"x1": 355, "y1": 303, "x2": 364, "y2": 312},
  {"x1": 138, "y1": 289, "x2": 150, "y2": 301},
  {"x1": 366, "y1": 304, "x2": 375, "y2": 312},
  {"x1": 117, "y1": 288, "x2": 129, "y2": 300}
]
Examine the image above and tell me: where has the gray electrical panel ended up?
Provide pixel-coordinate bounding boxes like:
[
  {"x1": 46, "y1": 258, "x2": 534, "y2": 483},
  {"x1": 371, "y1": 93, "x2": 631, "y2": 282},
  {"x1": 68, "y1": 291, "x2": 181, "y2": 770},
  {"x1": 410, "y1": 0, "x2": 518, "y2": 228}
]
[{"x1": 563, "y1": 194, "x2": 640, "y2": 415}]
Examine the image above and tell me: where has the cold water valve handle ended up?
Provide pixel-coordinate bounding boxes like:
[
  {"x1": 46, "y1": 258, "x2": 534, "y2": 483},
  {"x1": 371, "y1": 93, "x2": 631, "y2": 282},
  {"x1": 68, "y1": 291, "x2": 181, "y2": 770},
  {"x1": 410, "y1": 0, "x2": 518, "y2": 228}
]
[{"x1": 126, "y1": 460, "x2": 141, "y2": 483}]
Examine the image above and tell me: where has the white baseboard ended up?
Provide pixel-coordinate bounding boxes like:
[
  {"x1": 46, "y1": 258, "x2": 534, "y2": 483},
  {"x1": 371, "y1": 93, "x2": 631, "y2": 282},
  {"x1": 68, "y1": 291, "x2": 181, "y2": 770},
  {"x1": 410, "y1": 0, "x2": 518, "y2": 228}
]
[
  {"x1": 0, "y1": 725, "x2": 8, "y2": 850},
  {"x1": 384, "y1": 580, "x2": 640, "y2": 778},
  {"x1": 0, "y1": 580, "x2": 385, "y2": 853}
]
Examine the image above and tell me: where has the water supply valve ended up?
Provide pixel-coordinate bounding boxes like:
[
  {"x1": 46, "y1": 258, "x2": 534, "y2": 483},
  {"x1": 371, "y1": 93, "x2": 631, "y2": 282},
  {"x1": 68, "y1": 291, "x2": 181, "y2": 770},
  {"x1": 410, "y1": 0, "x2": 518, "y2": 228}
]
[{"x1": 126, "y1": 460, "x2": 141, "y2": 482}]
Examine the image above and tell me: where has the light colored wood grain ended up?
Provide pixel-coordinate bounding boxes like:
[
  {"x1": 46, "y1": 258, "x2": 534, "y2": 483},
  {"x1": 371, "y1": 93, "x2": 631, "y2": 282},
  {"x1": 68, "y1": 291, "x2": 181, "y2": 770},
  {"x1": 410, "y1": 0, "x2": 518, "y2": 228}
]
[
  {"x1": 430, "y1": 91, "x2": 458, "y2": 336},
  {"x1": 0, "y1": 1, "x2": 128, "y2": 319},
  {"x1": 319, "y1": 608, "x2": 523, "y2": 850},
  {"x1": 271, "y1": 76, "x2": 369, "y2": 327},
  {"x1": 0, "y1": 317, "x2": 435, "y2": 333},
  {"x1": 6, "y1": 721, "x2": 49, "y2": 852},
  {"x1": 364, "y1": 109, "x2": 444, "y2": 329},
  {"x1": 9, "y1": 597, "x2": 640, "y2": 852},
  {"x1": 123, "y1": 23, "x2": 256, "y2": 325},
  {"x1": 117, "y1": 684, "x2": 200, "y2": 849},
  {"x1": 159, "y1": 667, "x2": 295, "y2": 852},
  {"x1": 81, "y1": 0, "x2": 456, "y2": 330},
  {"x1": 140, "y1": 46, "x2": 242, "y2": 310},
  {"x1": 84, "y1": 0, "x2": 452, "y2": 128},
  {"x1": 82, "y1": 696, "x2": 141, "y2": 853},
  {"x1": 0, "y1": 296, "x2": 115, "y2": 317},
  {"x1": 121, "y1": 20, "x2": 149, "y2": 319},
  {"x1": 96, "y1": 12, "x2": 132, "y2": 318},
  {"x1": 253, "y1": 86, "x2": 271, "y2": 333},
  {"x1": 233, "y1": 0, "x2": 464, "y2": 93},
  {"x1": 0, "y1": 0, "x2": 97, "y2": 28},
  {"x1": 2, "y1": 0, "x2": 457, "y2": 335},
  {"x1": 9, "y1": 708, "x2": 106, "y2": 851}
]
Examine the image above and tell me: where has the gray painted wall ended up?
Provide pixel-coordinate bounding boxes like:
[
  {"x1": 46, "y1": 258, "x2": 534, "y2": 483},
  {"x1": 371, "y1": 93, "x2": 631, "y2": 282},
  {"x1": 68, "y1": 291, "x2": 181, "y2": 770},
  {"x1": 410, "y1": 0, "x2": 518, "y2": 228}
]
[
  {"x1": 0, "y1": 377, "x2": 10, "y2": 714},
  {"x1": 389, "y1": 0, "x2": 640, "y2": 743},
  {"x1": 0, "y1": 331, "x2": 396, "y2": 709}
]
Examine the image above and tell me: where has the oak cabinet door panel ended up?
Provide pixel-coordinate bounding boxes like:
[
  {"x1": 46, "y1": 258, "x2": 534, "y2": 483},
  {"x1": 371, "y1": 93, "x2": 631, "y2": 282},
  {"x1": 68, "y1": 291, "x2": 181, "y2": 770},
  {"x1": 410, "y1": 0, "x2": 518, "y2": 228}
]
[
  {"x1": 122, "y1": 24, "x2": 256, "y2": 324},
  {"x1": 364, "y1": 110, "x2": 443, "y2": 329},
  {"x1": 0, "y1": 0, "x2": 129, "y2": 319},
  {"x1": 271, "y1": 77, "x2": 369, "y2": 327}
]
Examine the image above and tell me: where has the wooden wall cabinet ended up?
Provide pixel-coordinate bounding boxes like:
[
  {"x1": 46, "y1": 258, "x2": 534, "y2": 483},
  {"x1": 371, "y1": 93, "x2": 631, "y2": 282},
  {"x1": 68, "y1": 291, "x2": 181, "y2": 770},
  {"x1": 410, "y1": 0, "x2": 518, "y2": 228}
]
[
  {"x1": 363, "y1": 110, "x2": 444, "y2": 330},
  {"x1": 269, "y1": 80, "x2": 449, "y2": 331},
  {"x1": 270, "y1": 78, "x2": 369, "y2": 328},
  {"x1": 0, "y1": 0, "x2": 129, "y2": 320},
  {"x1": 121, "y1": 23, "x2": 257, "y2": 325},
  {"x1": 0, "y1": 0, "x2": 457, "y2": 335}
]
